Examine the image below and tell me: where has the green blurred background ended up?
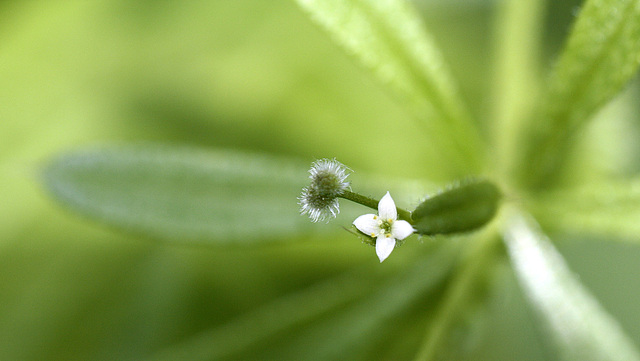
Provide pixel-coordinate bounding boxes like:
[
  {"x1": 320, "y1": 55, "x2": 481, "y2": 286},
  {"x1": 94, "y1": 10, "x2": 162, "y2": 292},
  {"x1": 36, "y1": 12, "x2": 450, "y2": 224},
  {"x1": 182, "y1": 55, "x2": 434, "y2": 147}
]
[{"x1": 2, "y1": 1, "x2": 640, "y2": 360}]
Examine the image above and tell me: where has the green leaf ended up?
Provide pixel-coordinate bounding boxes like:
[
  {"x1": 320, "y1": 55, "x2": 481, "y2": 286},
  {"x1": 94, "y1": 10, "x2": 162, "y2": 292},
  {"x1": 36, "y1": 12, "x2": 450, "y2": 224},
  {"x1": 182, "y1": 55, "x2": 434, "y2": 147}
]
[
  {"x1": 490, "y1": 0, "x2": 545, "y2": 177},
  {"x1": 412, "y1": 179, "x2": 501, "y2": 235},
  {"x1": 413, "y1": 232, "x2": 499, "y2": 361},
  {"x1": 503, "y1": 210, "x2": 640, "y2": 361},
  {"x1": 529, "y1": 178, "x2": 640, "y2": 241},
  {"x1": 295, "y1": 0, "x2": 484, "y2": 176},
  {"x1": 145, "y1": 263, "x2": 381, "y2": 361},
  {"x1": 41, "y1": 146, "x2": 319, "y2": 244},
  {"x1": 255, "y1": 243, "x2": 457, "y2": 361},
  {"x1": 520, "y1": 0, "x2": 640, "y2": 188},
  {"x1": 146, "y1": 243, "x2": 457, "y2": 361}
]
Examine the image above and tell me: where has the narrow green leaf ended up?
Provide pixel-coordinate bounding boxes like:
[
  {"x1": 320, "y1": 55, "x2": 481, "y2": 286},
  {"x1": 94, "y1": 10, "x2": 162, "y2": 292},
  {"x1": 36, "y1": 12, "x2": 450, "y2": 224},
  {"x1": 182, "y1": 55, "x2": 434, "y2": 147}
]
[
  {"x1": 41, "y1": 146, "x2": 318, "y2": 244},
  {"x1": 295, "y1": 0, "x2": 484, "y2": 176},
  {"x1": 413, "y1": 232, "x2": 499, "y2": 361},
  {"x1": 491, "y1": 0, "x2": 545, "y2": 177},
  {"x1": 146, "y1": 243, "x2": 457, "y2": 361},
  {"x1": 520, "y1": 0, "x2": 640, "y2": 188},
  {"x1": 529, "y1": 178, "x2": 640, "y2": 241},
  {"x1": 145, "y1": 264, "x2": 381, "y2": 361},
  {"x1": 412, "y1": 179, "x2": 501, "y2": 236},
  {"x1": 503, "y1": 209, "x2": 640, "y2": 361},
  {"x1": 259, "y1": 243, "x2": 457, "y2": 361}
]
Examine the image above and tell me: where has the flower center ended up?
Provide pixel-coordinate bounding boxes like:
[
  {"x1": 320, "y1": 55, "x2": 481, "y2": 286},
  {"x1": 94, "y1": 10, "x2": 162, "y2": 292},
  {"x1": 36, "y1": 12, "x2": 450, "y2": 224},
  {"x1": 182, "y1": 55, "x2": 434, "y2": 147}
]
[{"x1": 379, "y1": 218, "x2": 394, "y2": 237}]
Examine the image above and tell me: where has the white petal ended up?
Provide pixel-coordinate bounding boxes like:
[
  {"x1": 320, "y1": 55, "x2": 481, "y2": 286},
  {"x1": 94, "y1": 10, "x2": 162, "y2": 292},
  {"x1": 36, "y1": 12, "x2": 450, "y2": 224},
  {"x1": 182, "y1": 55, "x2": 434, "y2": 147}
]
[
  {"x1": 376, "y1": 236, "x2": 396, "y2": 262},
  {"x1": 378, "y1": 191, "x2": 397, "y2": 221},
  {"x1": 353, "y1": 214, "x2": 380, "y2": 237},
  {"x1": 392, "y1": 220, "x2": 414, "y2": 240}
]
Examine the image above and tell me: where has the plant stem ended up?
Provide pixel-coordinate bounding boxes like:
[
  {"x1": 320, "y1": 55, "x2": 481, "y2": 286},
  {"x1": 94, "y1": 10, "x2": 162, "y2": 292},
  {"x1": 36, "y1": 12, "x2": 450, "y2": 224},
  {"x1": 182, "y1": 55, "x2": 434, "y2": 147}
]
[{"x1": 339, "y1": 190, "x2": 413, "y2": 222}]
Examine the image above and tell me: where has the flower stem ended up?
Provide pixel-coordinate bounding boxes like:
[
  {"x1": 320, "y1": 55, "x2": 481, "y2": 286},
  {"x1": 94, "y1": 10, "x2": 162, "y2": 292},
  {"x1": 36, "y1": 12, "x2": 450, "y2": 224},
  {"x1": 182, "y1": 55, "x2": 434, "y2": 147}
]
[{"x1": 339, "y1": 190, "x2": 413, "y2": 223}]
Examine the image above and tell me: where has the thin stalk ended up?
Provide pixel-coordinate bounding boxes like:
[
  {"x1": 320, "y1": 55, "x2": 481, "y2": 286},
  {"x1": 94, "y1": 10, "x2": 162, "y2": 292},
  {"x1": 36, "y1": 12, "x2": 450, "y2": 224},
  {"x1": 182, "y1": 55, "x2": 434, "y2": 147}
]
[{"x1": 339, "y1": 190, "x2": 413, "y2": 223}]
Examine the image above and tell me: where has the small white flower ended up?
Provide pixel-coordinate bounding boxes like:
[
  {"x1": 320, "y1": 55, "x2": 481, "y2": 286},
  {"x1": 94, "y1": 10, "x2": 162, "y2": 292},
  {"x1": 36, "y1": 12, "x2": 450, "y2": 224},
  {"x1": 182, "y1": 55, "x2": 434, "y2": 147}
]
[{"x1": 353, "y1": 192, "x2": 414, "y2": 262}]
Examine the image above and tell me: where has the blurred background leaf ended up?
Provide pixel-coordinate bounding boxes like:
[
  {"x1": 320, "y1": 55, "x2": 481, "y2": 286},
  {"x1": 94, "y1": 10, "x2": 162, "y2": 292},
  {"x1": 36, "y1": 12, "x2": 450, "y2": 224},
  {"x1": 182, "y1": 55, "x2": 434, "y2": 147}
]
[
  {"x1": 296, "y1": 0, "x2": 485, "y2": 177},
  {"x1": 504, "y1": 211, "x2": 640, "y2": 361},
  {"x1": 530, "y1": 177, "x2": 640, "y2": 241},
  {"x1": 42, "y1": 146, "x2": 321, "y2": 244},
  {"x1": 517, "y1": 0, "x2": 640, "y2": 188}
]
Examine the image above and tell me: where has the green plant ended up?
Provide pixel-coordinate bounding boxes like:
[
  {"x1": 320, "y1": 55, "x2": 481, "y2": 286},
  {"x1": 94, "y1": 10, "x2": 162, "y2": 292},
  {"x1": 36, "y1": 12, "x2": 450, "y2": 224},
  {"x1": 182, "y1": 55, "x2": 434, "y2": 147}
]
[{"x1": 39, "y1": 0, "x2": 640, "y2": 360}]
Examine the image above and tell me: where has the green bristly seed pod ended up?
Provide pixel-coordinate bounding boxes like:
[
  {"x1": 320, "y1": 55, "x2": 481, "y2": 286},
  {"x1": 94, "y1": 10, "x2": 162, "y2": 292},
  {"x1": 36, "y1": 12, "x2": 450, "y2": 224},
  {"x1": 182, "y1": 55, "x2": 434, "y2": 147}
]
[{"x1": 412, "y1": 179, "x2": 501, "y2": 236}]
